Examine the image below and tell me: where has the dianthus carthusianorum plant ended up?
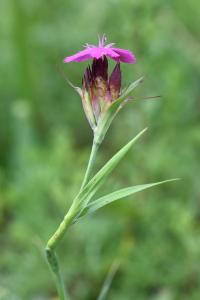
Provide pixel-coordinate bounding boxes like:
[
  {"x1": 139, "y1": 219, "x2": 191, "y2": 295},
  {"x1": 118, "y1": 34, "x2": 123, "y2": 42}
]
[{"x1": 45, "y1": 35, "x2": 177, "y2": 300}]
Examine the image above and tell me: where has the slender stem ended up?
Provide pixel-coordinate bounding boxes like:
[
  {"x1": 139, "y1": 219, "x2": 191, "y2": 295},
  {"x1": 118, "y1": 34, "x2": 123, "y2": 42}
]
[
  {"x1": 80, "y1": 137, "x2": 99, "y2": 191},
  {"x1": 46, "y1": 247, "x2": 68, "y2": 300},
  {"x1": 46, "y1": 210, "x2": 75, "y2": 300},
  {"x1": 47, "y1": 208, "x2": 75, "y2": 250},
  {"x1": 46, "y1": 135, "x2": 100, "y2": 299}
]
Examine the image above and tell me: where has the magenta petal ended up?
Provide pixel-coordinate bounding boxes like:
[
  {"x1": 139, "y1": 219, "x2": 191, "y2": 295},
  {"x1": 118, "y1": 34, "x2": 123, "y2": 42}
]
[
  {"x1": 64, "y1": 48, "x2": 92, "y2": 63},
  {"x1": 87, "y1": 47, "x2": 120, "y2": 60},
  {"x1": 112, "y1": 48, "x2": 136, "y2": 63},
  {"x1": 103, "y1": 48, "x2": 120, "y2": 59},
  {"x1": 89, "y1": 48, "x2": 106, "y2": 59},
  {"x1": 63, "y1": 37, "x2": 136, "y2": 64},
  {"x1": 64, "y1": 47, "x2": 120, "y2": 63}
]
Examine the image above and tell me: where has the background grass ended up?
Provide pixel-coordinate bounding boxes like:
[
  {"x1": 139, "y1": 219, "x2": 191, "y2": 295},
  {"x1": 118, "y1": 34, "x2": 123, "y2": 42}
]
[{"x1": 0, "y1": 0, "x2": 200, "y2": 299}]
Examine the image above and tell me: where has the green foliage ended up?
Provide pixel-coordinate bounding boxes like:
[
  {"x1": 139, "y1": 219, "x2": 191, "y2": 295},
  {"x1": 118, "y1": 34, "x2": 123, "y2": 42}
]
[
  {"x1": 95, "y1": 77, "x2": 144, "y2": 143},
  {"x1": 74, "y1": 129, "x2": 147, "y2": 216},
  {"x1": 79, "y1": 179, "x2": 179, "y2": 220},
  {"x1": 97, "y1": 261, "x2": 120, "y2": 300},
  {"x1": 0, "y1": 0, "x2": 200, "y2": 299}
]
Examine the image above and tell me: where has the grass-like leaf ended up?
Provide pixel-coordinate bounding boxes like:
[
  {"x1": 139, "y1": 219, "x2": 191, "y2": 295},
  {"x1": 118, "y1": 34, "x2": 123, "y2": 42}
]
[
  {"x1": 97, "y1": 260, "x2": 120, "y2": 300},
  {"x1": 95, "y1": 77, "x2": 144, "y2": 143},
  {"x1": 77, "y1": 179, "x2": 180, "y2": 220},
  {"x1": 120, "y1": 76, "x2": 144, "y2": 100},
  {"x1": 73, "y1": 128, "x2": 147, "y2": 215}
]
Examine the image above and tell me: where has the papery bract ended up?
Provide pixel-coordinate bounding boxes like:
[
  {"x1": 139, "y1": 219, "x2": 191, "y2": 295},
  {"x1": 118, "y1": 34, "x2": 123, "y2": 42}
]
[{"x1": 81, "y1": 56, "x2": 122, "y2": 129}]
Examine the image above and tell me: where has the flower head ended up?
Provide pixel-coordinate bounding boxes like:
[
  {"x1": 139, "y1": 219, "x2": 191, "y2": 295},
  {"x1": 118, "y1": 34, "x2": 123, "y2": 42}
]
[
  {"x1": 64, "y1": 35, "x2": 136, "y2": 64},
  {"x1": 63, "y1": 36, "x2": 142, "y2": 142}
]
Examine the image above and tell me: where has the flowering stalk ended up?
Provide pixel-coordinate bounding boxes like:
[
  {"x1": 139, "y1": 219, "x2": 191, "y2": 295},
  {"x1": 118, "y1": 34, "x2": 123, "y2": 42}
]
[
  {"x1": 45, "y1": 36, "x2": 178, "y2": 300},
  {"x1": 80, "y1": 137, "x2": 100, "y2": 190}
]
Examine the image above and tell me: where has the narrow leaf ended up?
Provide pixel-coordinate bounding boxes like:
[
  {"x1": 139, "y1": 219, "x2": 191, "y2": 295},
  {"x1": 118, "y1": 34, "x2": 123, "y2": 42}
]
[
  {"x1": 95, "y1": 77, "x2": 144, "y2": 143},
  {"x1": 120, "y1": 77, "x2": 144, "y2": 100},
  {"x1": 97, "y1": 260, "x2": 120, "y2": 300},
  {"x1": 73, "y1": 128, "x2": 147, "y2": 213},
  {"x1": 78, "y1": 179, "x2": 180, "y2": 219}
]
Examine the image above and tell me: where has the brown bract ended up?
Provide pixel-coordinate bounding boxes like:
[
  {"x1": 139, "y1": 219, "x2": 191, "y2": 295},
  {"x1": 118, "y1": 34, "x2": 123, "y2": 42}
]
[{"x1": 82, "y1": 56, "x2": 122, "y2": 127}]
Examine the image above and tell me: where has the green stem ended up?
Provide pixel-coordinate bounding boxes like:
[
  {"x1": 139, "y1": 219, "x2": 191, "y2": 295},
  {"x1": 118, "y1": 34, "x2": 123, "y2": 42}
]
[
  {"x1": 46, "y1": 209, "x2": 75, "y2": 300},
  {"x1": 47, "y1": 208, "x2": 75, "y2": 250},
  {"x1": 80, "y1": 137, "x2": 100, "y2": 191},
  {"x1": 46, "y1": 135, "x2": 100, "y2": 299},
  {"x1": 46, "y1": 247, "x2": 68, "y2": 300}
]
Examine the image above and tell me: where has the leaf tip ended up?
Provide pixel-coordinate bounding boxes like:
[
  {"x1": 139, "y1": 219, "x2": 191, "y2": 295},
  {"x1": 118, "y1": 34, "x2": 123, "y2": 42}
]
[
  {"x1": 140, "y1": 76, "x2": 144, "y2": 83},
  {"x1": 170, "y1": 178, "x2": 182, "y2": 182},
  {"x1": 141, "y1": 127, "x2": 148, "y2": 135}
]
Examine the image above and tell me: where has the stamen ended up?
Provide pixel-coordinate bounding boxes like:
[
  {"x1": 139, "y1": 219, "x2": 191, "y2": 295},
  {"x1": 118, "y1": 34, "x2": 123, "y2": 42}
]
[
  {"x1": 105, "y1": 43, "x2": 115, "y2": 48},
  {"x1": 84, "y1": 43, "x2": 95, "y2": 48},
  {"x1": 98, "y1": 34, "x2": 107, "y2": 47}
]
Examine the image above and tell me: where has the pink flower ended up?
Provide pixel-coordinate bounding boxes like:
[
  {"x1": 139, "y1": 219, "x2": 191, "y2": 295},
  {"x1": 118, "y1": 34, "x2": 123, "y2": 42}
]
[
  {"x1": 63, "y1": 36, "x2": 140, "y2": 133},
  {"x1": 64, "y1": 35, "x2": 136, "y2": 64}
]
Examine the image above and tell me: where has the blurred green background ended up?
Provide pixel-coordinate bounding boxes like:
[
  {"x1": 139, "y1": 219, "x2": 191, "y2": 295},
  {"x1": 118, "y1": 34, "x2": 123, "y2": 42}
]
[{"x1": 0, "y1": 0, "x2": 200, "y2": 299}]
